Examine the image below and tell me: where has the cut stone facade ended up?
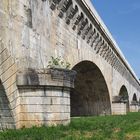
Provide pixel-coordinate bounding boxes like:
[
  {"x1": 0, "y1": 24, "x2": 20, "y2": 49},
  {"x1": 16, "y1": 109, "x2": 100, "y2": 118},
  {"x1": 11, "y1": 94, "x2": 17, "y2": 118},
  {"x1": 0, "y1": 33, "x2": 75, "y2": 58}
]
[{"x1": 0, "y1": 0, "x2": 140, "y2": 129}]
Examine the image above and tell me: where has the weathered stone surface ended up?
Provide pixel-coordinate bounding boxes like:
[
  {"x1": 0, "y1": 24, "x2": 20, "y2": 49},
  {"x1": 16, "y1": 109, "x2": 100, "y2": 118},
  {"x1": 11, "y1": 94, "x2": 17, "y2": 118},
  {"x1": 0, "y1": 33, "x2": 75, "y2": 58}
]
[
  {"x1": 112, "y1": 103, "x2": 127, "y2": 115},
  {"x1": 0, "y1": 0, "x2": 140, "y2": 129}
]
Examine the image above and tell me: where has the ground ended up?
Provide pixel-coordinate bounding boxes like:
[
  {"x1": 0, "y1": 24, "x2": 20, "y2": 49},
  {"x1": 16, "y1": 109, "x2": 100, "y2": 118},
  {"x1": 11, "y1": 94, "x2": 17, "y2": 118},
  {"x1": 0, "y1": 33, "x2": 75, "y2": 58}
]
[{"x1": 0, "y1": 112, "x2": 140, "y2": 140}]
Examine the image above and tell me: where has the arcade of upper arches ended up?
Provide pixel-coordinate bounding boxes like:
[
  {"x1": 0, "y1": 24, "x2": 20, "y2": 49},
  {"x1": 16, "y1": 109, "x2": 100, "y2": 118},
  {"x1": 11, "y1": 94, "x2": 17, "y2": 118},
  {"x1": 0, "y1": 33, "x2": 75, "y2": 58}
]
[{"x1": 42, "y1": 0, "x2": 140, "y2": 90}]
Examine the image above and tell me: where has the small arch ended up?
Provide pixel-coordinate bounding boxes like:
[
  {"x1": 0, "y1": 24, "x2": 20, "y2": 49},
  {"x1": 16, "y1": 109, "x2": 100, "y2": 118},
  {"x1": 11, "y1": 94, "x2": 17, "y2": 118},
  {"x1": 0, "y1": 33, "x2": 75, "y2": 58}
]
[
  {"x1": 119, "y1": 85, "x2": 129, "y2": 112},
  {"x1": 96, "y1": 32, "x2": 99, "y2": 38},
  {"x1": 119, "y1": 86, "x2": 128, "y2": 99},
  {"x1": 80, "y1": 12, "x2": 84, "y2": 19},
  {"x1": 72, "y1": 12, "x2": 84, "y2": 30},
  {"x1": 91, "y1": 32, "x2": 99, "y2": 47},
  {"x1": 85, "y1": 18, "x2": 88, "y2": 23},
  {"x1": 102, "y1": 45, "x2": 109, "y2": 57},
  {"x1": 103, "y1": 43, "x2": 108, "y2": 49},
  {"x1": 86, "y1": 24, "x2": 92, "y2": 33},
  {"x1": 94, "y1": 35, "x2": 102, "y2": 50},
  {"x1": 75, "y1": 5, "x2": 78, "y2": 12},
  {"x1": 139, "y1": 98, "x2": 140, "y2": 109},
  {"x1": 99, "y1": 36, "x2": 102, "y2": 42},
  {"x1": 77, "y1": 12, "x2": 84, "y2": 24},
  {"x1": 93, "y1": 28, "x2": 96, "y2": 34},
  {"x1": 106, "y1": 45, "x2": 110, "y2": 51},
  {"x1": 130, "y1": 93, "x2": 139, "y2": 112},
  {"x1": 96, "y1": 39, "x2": 105, "y2": 54},
  {"x1": 99, "y1": 42, "x2": 107, "y2": 56},
  {"x1": 101, "y1": 40, "x2": 105, "y2": 48},
  {"x1": 64, "y1": 0, "x2": 72, "y2": 11},
  {"x1": 131, "y1": 93, "x2": 138, "y2": 107},
  {"x1": 132, "y1": 93, "x2": 137, "y2": 102},
  {"x1": 89, "y1": 23, "x2": 92, "y2": 29}
]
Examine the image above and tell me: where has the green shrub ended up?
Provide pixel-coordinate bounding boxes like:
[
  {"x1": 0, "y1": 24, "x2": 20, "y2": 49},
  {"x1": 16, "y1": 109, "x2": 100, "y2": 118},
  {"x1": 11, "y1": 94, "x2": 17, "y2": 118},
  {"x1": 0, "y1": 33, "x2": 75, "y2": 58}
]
[{"x1": 47, "y1": 56, "x2": 71, "y2": 69}]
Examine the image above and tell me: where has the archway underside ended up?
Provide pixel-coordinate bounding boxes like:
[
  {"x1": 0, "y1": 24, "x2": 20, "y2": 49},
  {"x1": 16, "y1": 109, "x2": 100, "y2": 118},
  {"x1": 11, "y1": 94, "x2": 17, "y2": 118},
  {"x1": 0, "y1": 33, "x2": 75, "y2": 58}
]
[
  {"x1": 71, "y1": 61, "x2": 111, "y2": 117},
  {"x1": 0, "y1": 82, "x2": 15, "y2": 130}
]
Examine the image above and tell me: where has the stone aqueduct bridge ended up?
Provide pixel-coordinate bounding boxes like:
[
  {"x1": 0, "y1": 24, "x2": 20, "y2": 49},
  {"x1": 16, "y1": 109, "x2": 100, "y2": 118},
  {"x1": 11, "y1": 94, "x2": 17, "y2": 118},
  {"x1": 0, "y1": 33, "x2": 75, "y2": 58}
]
[{"x1": 0, "y1": 0, "x2": 140, "y2": 129}]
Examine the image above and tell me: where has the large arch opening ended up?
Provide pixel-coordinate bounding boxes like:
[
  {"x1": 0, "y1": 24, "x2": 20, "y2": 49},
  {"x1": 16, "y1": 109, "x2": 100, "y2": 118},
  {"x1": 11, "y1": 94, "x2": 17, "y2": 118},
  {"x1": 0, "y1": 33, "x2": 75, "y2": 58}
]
[
  {"x1": 0, "y1": 81, "x2": 15, "y2": 130},
  {"x1": 119, "y1": 85, "x2": 129, "y2": 112},
  {"x1": 70, "y1": 61, "x2": 111, "y2": 117}
]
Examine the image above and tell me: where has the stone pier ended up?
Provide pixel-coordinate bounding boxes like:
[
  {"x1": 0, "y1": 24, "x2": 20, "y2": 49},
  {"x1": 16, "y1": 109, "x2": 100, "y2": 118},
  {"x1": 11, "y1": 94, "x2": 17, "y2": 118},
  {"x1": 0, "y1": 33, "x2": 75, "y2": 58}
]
[{"x1": 15, "y1": 68, "x2": 76, "y2": 128}]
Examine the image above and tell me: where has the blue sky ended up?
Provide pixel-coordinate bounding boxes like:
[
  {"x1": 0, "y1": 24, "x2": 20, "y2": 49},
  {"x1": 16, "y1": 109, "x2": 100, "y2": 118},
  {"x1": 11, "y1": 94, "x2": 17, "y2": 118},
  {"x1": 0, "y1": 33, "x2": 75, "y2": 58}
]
[{"x1": 91, "y1": 0, "x2": 140, "y2": 78}]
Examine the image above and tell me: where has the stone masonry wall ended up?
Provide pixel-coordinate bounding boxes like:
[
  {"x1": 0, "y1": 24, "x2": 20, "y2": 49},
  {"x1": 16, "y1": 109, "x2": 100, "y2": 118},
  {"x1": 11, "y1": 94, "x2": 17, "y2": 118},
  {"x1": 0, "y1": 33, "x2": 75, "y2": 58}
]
[{"x1": 0, "y1": 0, "x2": 140, "y2": 128}]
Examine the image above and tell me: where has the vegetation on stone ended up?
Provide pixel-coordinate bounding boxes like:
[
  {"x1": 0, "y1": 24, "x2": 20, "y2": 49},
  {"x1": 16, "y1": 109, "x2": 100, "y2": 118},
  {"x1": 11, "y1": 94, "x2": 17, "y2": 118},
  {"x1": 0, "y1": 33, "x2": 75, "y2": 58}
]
[
  {"x1": 47, "y1": 56, "x2": 71, "y2": 69},
  {"x1": 0, "y1": 112, "x2": 140, "y2": 140}
]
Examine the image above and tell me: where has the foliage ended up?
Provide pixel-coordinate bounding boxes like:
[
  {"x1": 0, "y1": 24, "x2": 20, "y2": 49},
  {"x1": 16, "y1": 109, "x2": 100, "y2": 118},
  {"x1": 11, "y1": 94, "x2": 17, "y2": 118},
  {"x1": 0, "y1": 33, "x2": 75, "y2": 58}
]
[
  {"x1": 0, "y1": 113, "x2": 140, "y2": 140},
  {"x1": 47, "y1": 56, "x2": 71, "y2": 69}
]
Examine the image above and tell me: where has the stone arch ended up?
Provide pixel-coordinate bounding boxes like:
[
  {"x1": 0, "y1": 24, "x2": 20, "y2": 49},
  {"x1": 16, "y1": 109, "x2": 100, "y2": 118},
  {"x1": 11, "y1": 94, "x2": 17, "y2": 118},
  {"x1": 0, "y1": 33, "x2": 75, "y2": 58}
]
[
  {"x1": 119, "y1": 85, "x2": 129, "y2": 113},
  {"x1": 139, "y1": 98, "x2": 140, "y2": 111},
  {"x1": 0, "y1": 80, "x2": 15, "y2": 130},
  {"x1": 0, "y1": 41, "x2": 18, "y2": 129},
  {"x1": 119, "y1": 85, "x2": 129, "y2": 100},
  {"x1": 130, "y1": 93, "x2": 139, "y2": 112},
  {"x1": 70, "y1": 60, "x2": 111, "y2": 117},
  {"x1": 132, "y1": 93, "x2": 138, "y2": 102}
]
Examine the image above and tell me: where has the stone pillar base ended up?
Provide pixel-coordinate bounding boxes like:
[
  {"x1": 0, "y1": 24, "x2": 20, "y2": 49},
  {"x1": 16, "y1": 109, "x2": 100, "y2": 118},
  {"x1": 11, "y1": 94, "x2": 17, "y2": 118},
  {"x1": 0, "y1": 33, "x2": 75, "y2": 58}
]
[
  {"x1": 112, "y1": 102, "x2": 127, "y2": 115},
  {"x1": 16, "y1": 87, "x2": 70, "y2": 128},
  {"x1": 130, "y1": 104, "x2": 139, "y2": 112},
  {"x1": 112, "y1": 96, "x2": 129, "y2": 115},
  {"x1": 16, "y1": 68, "x2": 76, "y2": 128}
]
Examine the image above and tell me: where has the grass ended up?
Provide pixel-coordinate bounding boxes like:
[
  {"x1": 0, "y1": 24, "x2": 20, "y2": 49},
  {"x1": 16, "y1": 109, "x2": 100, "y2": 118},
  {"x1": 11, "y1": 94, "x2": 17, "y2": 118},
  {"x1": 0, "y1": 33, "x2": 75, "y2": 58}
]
[{"x1": 0, "y1": 112, "x2": 140, "y2": 140}]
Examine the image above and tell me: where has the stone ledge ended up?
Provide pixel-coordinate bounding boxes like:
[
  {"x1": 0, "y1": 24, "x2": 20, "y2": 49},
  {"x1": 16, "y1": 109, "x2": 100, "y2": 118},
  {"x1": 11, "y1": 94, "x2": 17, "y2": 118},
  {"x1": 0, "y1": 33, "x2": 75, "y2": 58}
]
[
  {"x1": 112, "y1": 96, "x2": 128, "y2": 103},
  {"x1": 16, "y1": 68, "x2": 76, "y2": 88}
]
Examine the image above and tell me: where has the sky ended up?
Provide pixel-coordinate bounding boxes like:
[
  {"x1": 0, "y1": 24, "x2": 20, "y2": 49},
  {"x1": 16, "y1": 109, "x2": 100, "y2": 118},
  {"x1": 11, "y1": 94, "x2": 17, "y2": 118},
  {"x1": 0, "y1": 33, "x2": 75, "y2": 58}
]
[{"x1": 91, "y1": 0, "x2": 140, "y2": 78}]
